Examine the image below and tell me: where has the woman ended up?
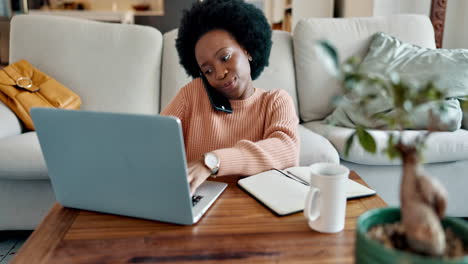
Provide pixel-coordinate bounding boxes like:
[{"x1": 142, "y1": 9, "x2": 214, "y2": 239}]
[{"x1": 161, "y1": 0, "x2": 299, "y2": 194}]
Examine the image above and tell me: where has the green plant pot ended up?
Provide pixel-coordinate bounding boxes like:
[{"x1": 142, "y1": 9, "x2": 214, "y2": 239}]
[{"x1": 356, "y1": 207, "x2": 468, "y2": 264}]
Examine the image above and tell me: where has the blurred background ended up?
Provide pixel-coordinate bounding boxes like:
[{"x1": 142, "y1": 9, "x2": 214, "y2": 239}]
[{"x1": 0, "y1": 0, "x2": 467, "y2": 66}]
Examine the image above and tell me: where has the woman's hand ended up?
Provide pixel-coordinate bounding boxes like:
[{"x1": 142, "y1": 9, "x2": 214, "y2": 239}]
[{"x1": 187, "y1": 159, "x2": 212, "y2": 195}]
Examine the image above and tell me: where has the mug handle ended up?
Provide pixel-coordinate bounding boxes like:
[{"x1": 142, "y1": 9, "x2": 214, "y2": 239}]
[{"x1": 304, "y1": 186, "x2": 321, "y2": 221}]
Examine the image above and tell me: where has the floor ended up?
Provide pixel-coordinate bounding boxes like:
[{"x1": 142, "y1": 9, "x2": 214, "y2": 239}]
[{"x1": 0, "y1": 231, "x2": 31, "y2": 264}]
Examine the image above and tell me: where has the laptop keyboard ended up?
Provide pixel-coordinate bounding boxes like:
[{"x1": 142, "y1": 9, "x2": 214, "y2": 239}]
[{"x1": 192, "y1": 195, "x2": 203, "y2": 206}]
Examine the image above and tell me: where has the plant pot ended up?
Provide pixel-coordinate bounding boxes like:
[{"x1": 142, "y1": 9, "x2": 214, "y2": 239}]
[{"x1": 356, "y1": 207, "x2": 468, "y2": 264}]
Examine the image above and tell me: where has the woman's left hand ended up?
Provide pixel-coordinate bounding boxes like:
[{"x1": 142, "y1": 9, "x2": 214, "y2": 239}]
[{"x1": 187, "y1": 159, "x2": 212, "y2": 195}]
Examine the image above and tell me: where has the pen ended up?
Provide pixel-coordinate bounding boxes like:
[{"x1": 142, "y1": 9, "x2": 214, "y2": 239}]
[{"x1": 273, "y1": 168, "x2": 310, "y2": 186}]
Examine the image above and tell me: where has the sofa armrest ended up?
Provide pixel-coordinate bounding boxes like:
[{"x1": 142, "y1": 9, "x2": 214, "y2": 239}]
[
  {"x1": 0, "y1": 132, "x2": 48, "y2": 180},
  {"x1": 298, "y1": 124, "x2": 339, "y2": 166},
  {"x1": 0, "y1": 101, "x2": 22, "y2": 139}
]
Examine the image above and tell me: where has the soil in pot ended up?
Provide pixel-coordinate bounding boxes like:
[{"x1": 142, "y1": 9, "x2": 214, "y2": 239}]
[{"x1": 368, "y1": 222, "x2": 468, "y2": 259}]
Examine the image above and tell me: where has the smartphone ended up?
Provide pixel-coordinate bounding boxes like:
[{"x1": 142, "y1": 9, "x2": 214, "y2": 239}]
[{"x1": 201, "y1": 75, "x2": 233, "y2": 114}]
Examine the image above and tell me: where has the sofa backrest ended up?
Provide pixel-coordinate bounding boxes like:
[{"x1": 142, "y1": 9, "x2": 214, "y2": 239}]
[
  {"x1": 160, "y1": 30, "x2": 298, "y2": 115},
  {"x1": 293, "y1": 14, "x2": 436, "y2": 122},
  {"x1": 10, "y1": 15, "x2": 163, "y2": 114},
  {"x1": 160, "y1": 29, "x2": 190, "y2": 111}
]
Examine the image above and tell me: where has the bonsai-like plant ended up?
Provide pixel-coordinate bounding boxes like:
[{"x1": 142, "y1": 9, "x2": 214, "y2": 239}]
[{"x1": 316, "y1": 41, "x2": 468, "y2": 257}]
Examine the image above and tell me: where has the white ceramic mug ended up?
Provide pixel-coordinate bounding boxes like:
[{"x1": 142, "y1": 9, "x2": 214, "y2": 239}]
[{"x1": 304, "y1": 162, "x2": 349, "y2": 233}]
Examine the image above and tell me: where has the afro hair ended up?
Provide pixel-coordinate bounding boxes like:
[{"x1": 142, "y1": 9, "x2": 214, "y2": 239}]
[{"x1": 176, "y1": 0, "x2": 272, "y2": 80}]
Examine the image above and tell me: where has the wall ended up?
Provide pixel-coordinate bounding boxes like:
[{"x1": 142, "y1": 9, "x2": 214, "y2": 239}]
[
  {"x1": 336, "y1": 0, "x2": 429, "y2": 17},
  {"x1": 443, "y1": 0, "x2": 468, "y2": 48},
  {"x1": 88, "y1": 0, "x2": 163, "y2": 11},
  {"x1": 23, "y1": 0, "x2": 468, "y2": 47},
  {"x1": 372, "y1": 0, "x2": 401, "y2": 15},
  {"x1": 336, "y1": 0, "x2": 468, "y2": 49},
  {"x1": 25, "y1": 0, "x2": 194, "y2": 33},
  {"x1": 292, "y1": 0, "x2": 334, "y2": 29},
  {"x1": 336, "y1": 0, "x2": 373, "y2": 17},
  {"x1": 373, "y1": 0, "x2": 431, "y2": 16},
  {"x1": 135, "y1": 0, "x2": 194, "y2": 33},
  {"x1": 395, "y1": 0, "x2": 468, "y2": 49},
  {"x1": 398, "y1": 0, "x2": 431, "y2": 15}
]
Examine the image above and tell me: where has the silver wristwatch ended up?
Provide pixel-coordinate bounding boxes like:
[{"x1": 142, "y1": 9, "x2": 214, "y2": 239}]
[{"x1": 203, "y1": 152, "x2": 220, "y2": 177}]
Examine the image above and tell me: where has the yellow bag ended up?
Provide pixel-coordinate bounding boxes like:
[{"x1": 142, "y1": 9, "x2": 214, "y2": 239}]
[{"x1": 0, "y1": 60, "x2": 81, "y2": 130}]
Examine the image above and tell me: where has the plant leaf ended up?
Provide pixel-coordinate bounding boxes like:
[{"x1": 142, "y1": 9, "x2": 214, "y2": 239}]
[
  {"x1": 384, "y1": 133, "x2": 399, "y2": 160},
  {"x1": 344, "y1": 132, "x2": 355, "y2": 157},
  {"x1": 315, "y1": 40, "x2": 340, "y2": 77},
  {"x1": 389, "y1": 71, "x2": 400, "y2": 85},
  {"x1": 356, "y1": 126, "x2": 377, "y2": 153}
]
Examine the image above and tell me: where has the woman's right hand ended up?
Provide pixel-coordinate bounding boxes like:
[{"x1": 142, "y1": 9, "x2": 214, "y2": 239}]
[{"x1": 187, "y1": 159, "x2": 212, "y2": 195}]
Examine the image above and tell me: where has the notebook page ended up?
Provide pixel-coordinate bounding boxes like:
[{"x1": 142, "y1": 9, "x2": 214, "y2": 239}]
[{"x1": 286, "y1": 166, "x2": 376, "y2": 199}]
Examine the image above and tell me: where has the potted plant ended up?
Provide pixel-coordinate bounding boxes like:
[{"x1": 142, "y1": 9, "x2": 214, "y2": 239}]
[{"x1": 315, "y1": 40, "x2": 468, "y2": 263}]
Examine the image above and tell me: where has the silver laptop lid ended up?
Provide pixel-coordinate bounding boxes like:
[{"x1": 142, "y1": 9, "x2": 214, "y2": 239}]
[{"x1": 31, "y1": 108, "x2": 194, "y2": 225}]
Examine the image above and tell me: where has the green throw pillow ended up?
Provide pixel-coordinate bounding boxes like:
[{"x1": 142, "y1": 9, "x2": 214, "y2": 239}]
[{"x1": 326, "y1": 32, "x2": 466, "y2": 131}]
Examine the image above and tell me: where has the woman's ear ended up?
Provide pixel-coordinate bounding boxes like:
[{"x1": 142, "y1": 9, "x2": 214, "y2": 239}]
[{"x1": 244, "y1": 50, "x2": 253, "y2": 62}]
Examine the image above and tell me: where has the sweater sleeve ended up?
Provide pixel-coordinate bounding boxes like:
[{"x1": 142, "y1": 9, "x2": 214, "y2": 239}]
[{"x1": 213, "y1": 90, "x2": 300, "y2": 176}]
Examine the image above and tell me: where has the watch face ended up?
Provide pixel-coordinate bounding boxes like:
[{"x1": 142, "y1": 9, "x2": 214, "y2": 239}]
[{"x1": 205, "y1": 153, "x2": 219, "y2": 169}]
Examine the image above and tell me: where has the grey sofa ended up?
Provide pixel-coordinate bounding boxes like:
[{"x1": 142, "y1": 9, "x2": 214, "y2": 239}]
[{"x1": 1, "y1": 13, "x2": 467, "y2": 230}]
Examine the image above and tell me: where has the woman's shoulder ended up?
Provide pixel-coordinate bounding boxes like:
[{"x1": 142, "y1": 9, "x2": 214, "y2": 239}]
[
  {"x1": 180, "y1": 78, "x2": 205, "y2": 94},
  {"x1": 172, "y1": 78, "x2": 207, "y2": 102},
  {"x1": 262, "y1": 88, "x2": 293, "y2": 103},
  {"x1": 167, "y1": 78, "x2": 206, "y2": 107}
]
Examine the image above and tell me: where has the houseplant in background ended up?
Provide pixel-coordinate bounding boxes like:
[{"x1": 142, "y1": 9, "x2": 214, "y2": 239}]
[{"x1": 315, "y1": 38, "x2": 468, "y2": 263}]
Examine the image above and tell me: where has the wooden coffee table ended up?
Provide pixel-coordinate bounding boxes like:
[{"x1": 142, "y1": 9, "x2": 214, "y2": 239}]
[{"x1": 12, "y1": 171, "x2": 386, "y2": 264}]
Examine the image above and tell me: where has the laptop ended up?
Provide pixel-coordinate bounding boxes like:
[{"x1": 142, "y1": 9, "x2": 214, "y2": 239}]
[{"x1": 31, "y1": 108, "x2": 227, "y2": 225}]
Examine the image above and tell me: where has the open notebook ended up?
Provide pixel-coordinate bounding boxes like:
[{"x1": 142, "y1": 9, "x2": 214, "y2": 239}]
[{"x1": 238, "y1": 166, "x2": 376, "y2": 216}]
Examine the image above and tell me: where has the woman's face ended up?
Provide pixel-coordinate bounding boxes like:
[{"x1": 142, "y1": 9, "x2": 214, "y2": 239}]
[{"x1": 195, "y1": 30, "x2": 254, "y2": 100}]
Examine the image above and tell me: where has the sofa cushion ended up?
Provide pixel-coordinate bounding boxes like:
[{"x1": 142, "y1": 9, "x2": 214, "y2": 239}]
[
  {"x1": 298, "y1": 124, "x2": 339, "y2": 166},
  {"x1": 0, "y1": 101, "x2": 22, "y2": 139},
  {"x1": 253, "y1": 30, "x2": 299, "y2": 115},
  {"x1": 303, "y1": 121, "x2": 468, "y2": 165},
  {"x1": 160, "y1": 29, "x2": 192, "y2": 112},
  {"x1": 10, "y1": 15, "x2": 162, "y2": 115},
  {"x1": 325, "y1": 31, "x2": 468, "y2": 131},
  {"x1": 0, "y1": 132, "x2": 48, "y2": 180},
  {"x1": 293, "y1": 15, "x2": 436, "y2": 122},
  {"x1": 160, "y1": 30, "x2": 299, "y2": 115},
  {"x1": 360, "y1": 32, "x2": 468, "y2": 99}
]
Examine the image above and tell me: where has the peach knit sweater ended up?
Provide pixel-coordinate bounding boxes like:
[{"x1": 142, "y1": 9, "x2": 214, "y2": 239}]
[{"x1": 161, "y1": 78, "x2": 299, "y2": 176}]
